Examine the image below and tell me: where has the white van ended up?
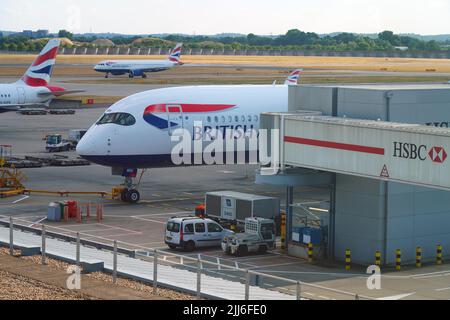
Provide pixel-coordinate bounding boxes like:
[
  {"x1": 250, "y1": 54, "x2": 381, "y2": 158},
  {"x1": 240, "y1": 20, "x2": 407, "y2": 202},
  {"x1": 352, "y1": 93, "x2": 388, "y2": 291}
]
[{"x1": 165, "y1": 216, "x2": 234, "y2": 251}]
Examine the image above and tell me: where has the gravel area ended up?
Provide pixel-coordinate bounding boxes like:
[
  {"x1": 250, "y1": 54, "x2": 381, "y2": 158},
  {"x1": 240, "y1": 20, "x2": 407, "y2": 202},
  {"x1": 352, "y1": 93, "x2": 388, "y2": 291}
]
[
  {"x1": 0, "y1": 269, "x2": 92, "y2": 300},
  {"x1": 0, "y1": 247, "x2": 196, "y2": 300}
]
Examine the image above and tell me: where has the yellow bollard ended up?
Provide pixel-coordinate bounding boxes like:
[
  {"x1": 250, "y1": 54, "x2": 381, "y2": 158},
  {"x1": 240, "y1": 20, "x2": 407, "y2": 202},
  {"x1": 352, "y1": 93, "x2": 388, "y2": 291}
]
[
  {"x1": 375, "y1": 250, "x2": 381, "y2": 267},
  {"x1": 395, "y1": 249, "x2": 401, "y2": 270},
  {"x1": 280, "y1": 212, "x2": 286, "y2": 250},
  {"x1": 307, "y1": 242, "x2": 313, "y2": 262},
  {"x1": 345, "y1": 249, "x2": 351, "y2": 270},
  {"x1": 416, "y1": 247, "x2": 422, "y2": 268},
  {"x1": 437, "y1": 244, "x2": 443, "y2": 265}
]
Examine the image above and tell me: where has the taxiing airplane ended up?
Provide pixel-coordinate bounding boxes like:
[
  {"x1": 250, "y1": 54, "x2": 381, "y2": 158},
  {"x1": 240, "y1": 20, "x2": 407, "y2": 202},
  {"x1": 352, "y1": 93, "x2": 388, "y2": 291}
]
[
  {"x1": 76, "y1": 69, "x2": 302, "y2": 203},
  {"x1": 0, "y1": 39, "x2": 82, "y2": 113},
  {"x1": 93, "y1": 43, "x2": 184, "y2": 79}
]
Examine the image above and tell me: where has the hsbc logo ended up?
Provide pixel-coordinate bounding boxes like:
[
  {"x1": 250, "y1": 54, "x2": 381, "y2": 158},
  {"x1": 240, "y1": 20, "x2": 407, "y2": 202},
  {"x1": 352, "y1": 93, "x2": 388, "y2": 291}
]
[
  {"x1": 393, "y1": 142, "x2": 447, "y2": 164},
  {"x1": 428, "y1": 146, "x2": 447, "y2": 163}
]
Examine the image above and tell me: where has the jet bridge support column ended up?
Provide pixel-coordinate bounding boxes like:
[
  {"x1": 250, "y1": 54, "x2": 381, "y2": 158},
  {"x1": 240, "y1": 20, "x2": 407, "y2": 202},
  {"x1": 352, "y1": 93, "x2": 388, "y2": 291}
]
[{"x1": 285, "y1": 186, "x2": 294, "y2": 249}]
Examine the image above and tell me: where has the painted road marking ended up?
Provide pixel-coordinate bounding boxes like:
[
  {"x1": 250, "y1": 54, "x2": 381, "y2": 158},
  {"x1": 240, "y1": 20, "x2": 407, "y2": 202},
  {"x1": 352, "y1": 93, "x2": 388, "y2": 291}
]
[
  {"x1": 248, "y1": 261, "x2": 302, "y2": 269},
  {"x1": 12, "y1": 196, "x2": 29, "y2": 204},
  {"x1": 436, "y1": 287, "x2": 450, "y2": 291},
  {"x1": 131, "y1": 216, "x2": 166, "y2": 224},
  {"x1": 376, "y1": 292, "x2": 415, "y2": 300},
  {"x1": 28, "y1": 216, "x2": 46, "y2": 228}
]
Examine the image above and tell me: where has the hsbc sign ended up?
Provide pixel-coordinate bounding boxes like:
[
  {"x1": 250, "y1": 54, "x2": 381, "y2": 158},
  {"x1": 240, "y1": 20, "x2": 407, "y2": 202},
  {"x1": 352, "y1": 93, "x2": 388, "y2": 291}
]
[
  {"x1": 428, "y1": 146, "x2": 447, "y2": 163},
  {"x1": 393, "y1": 142, "x2": 447, "y2": 164},
  {"x1": 278, "y1": 115, "x2": 450, "y2": 191}
]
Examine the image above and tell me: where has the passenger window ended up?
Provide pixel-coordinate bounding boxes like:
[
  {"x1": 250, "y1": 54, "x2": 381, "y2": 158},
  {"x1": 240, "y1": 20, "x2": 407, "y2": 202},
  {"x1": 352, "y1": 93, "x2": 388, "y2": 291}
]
[
  {"x1": 221, "y1": 116, "x2": 225, "y2": 123},
  {"x1": 247, "y1": 115, "x2": 252, "y2": 122},
  {"x1": 207, "y1": 223, "x2": 223, "y2": 233},
  {"x1": 214, "y1": 116, "x2": 219, "y2": 123},
  {"x1": 228, "y1": 116, "x2": 232, "y2": 122},
  {"x1": 241, "y1": 115, "x2": 245, "y2": 122},
  {"x1": 254, "y1": 115, "x2": 258, "y2": 122},
  {"x1": 235, "y1": 116, "x2": 239, "y2": 122},
  {"x1": 184, "y1": 223, "x2": 194, "y2": 233},
  {"x1": 195, "y1": 223, "x2": 205, "y2": 233},
  {"x1": 207, "y1": 116, "x2": 211, "y2": 122}
]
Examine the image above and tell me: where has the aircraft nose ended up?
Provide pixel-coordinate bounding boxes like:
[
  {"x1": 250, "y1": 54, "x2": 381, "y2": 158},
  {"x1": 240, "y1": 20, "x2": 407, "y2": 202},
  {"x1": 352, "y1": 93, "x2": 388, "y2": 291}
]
[{"x1": 76, "y1": 136, "x2": 94, "y2": 157}]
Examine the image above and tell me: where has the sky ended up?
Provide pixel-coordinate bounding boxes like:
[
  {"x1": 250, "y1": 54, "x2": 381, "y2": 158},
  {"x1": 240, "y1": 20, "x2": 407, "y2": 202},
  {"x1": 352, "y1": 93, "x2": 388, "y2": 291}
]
[{"x1": 0, "y1": 0, "x2": 449, "y2": 35}]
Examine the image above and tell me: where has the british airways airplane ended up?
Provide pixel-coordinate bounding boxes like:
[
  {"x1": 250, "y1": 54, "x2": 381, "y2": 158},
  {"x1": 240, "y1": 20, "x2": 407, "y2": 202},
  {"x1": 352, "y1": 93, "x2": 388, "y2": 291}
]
[
  {"x1": 0, "y1": 39, "x2": 82, "y2": 113},
  {"x1": 76, "y1": 69, "x2": 302, "y2": 203},
  {"x1": 93, "y1": 43, "x2": 183, "y2": 78}
]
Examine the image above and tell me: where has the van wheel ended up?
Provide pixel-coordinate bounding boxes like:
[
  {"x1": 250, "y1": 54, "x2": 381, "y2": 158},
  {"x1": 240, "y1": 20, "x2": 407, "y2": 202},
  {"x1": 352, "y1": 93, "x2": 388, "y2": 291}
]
[
  {"x1": 168, "y1": 244, "x2": 176, "y2": 250},
  {"x1": 184, "y1": 241, "x2": 195, "y2": 252},
  {"x1": 237, "y1": 245, "x2": 248, "y2": 256}
]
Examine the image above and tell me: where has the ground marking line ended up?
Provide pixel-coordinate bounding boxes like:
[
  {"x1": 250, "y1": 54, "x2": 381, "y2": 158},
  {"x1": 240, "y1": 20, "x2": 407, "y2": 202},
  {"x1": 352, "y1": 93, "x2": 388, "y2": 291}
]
[
  {"x1": 12, "y1": 196, "x2": 29, "y2": 204},
  {"x1": 131, "y1": 216, "x2": 166, "y2": 224},
  {"x1": 97, "y1": 223, "x2": 141, "y2": 234},
  {"x1": 106, "y1": 232, "x2": 144, "y2": 238},
  {"x1": 248, "y1": 261, "x2": 302, "y2": 269},
  {"x1": 436, "y1": 287, "x2": 450, "y2": 291}
]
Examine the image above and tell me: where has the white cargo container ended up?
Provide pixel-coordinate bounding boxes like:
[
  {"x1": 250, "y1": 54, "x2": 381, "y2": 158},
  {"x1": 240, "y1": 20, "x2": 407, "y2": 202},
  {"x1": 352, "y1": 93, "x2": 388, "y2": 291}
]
[
  {"x1": 205, "y1": 191, "x2": 280, "y2": 222},
  {"x1": 281, "y1": 115, "x2": 450, "y2": 191}
]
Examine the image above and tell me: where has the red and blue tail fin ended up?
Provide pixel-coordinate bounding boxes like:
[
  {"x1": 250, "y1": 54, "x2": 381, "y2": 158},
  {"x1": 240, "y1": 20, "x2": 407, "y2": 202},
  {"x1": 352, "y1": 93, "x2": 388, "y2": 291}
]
[
  {"x1": 168, "y1": 43, "x2": 183, "y2": 65},
  {"x1": 19, "y1": 39, "x2": 60, "y2": 87},
  {"x1": 284, "y1": 69, "x2": 303, "y2": 85}
]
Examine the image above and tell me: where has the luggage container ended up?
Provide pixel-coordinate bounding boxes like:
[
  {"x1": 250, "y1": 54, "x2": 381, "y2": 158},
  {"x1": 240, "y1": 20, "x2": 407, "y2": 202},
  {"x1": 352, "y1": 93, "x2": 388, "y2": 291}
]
[
  {"x1": 205, "y1": 191, "x2": 280, "y2": 223},
  {"x1": 47, "y1": 202, "x2": 61, "y2": 221}
]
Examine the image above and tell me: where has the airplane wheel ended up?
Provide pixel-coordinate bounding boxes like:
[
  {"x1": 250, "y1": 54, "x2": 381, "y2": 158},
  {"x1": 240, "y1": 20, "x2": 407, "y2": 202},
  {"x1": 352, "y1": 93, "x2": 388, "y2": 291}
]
[
  {"x1": 128, "y1": 189, "x2": 140, "y2": 203},
  {"x1": 129, "y1": 72, "x2": 134, "y2": 78},
  {"x1": 142, "y1": 74, "x2": 147, "y2": 79},
  {"x1": 105, "y1": 74, "x2": 109, "y2": 78}
]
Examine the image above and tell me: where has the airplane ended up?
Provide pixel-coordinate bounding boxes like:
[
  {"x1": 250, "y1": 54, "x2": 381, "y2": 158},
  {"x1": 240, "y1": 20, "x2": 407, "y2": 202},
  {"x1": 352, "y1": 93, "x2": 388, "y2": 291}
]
[
  {"x1": 93, "y1": 43, "x2": 184, "y2": 79},
  {"x1": 76, "y1": 69, "x2": 302, "y2": 203},
  {"x1": 0, "y1": 39, "x2": 83, "y2": 113}
]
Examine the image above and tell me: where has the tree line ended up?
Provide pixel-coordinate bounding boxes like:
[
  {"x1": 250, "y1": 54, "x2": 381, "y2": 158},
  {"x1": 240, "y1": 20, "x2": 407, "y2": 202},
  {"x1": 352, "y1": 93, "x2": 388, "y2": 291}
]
[{"x1": 0, "y1": 29, "x2": 445, "y2": 52}]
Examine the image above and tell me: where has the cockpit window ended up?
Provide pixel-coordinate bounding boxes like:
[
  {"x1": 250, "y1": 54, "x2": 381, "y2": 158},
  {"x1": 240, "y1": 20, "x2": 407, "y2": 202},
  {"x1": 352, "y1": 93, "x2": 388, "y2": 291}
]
[{"x1": 97, "y1": 112, "x2": 136, "y2": 126}]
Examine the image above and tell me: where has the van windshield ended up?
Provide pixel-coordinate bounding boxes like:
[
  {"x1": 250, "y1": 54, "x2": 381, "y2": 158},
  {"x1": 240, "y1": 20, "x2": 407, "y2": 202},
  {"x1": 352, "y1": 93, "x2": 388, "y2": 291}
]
[{"x1": 166, "y1": 221, "x2": 180, "y2": 233}]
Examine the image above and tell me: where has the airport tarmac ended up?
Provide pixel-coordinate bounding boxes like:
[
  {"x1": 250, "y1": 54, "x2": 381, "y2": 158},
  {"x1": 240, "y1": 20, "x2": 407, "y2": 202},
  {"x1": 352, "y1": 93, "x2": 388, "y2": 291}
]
[{"x1": 1, "y1": 109, "x2": 450, "y2": 300}]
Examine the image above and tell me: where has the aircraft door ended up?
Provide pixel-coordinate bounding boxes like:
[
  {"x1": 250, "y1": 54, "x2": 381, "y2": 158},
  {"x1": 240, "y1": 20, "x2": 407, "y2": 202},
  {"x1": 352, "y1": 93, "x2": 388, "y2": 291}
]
[
  {"x1": 17, "y1": 87, "x2": 26, "y2": 104},
  {"x1": 166, "y1": 104, "x2": 184, "y2": 136}
]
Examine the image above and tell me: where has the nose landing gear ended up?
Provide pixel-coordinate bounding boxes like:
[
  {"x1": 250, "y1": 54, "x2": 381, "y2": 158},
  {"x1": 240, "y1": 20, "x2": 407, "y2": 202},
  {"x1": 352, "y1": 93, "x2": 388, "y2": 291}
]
[
  {"x1": 121, "y1": 188, "x2": 140, "y2": 203},
  {"x1": 116, "y1": 169, "x2": 146, "y2": 204}
]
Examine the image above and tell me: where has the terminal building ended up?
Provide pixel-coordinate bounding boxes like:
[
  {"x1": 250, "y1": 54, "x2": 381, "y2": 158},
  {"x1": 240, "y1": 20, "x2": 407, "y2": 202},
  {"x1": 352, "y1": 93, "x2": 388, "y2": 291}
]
[{"x1": 258, "y1": 83, "x2": 450, "y2": 265}]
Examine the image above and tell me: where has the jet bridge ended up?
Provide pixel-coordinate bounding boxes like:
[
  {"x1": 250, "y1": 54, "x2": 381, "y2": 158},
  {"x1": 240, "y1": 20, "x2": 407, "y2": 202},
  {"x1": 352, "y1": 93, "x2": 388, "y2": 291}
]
[
  {"x1": 263, "y1": 113, "x2": 450, "y2": 191},
  {"x1": 259, "y1": 112, "x2": 450, "y2": 265}
]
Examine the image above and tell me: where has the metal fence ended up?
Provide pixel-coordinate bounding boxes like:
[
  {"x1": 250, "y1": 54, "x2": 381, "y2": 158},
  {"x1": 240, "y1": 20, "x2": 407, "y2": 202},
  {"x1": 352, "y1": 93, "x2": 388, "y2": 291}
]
[
  {"x1": 2, "y1": 216, "x2": 371, "y2": 300},
  {"x1": 1, "y1": 48, "x2": 450, "y2": 59}
]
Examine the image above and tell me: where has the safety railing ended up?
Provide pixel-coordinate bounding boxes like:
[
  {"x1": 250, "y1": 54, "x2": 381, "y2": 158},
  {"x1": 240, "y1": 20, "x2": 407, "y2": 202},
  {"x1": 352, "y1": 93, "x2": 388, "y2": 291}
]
[{"x1": 2, "y1": 216, "x2": 372, "y2": 300}]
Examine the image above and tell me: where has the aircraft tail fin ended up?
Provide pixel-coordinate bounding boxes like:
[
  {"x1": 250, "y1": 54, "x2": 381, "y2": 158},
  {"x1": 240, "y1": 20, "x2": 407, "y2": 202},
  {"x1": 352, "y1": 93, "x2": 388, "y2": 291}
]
[
  {"x1": 168, "y1": 43, "x2": 183, "y2": 65},
  {"x1": 18, "y1": 39, "x2": 61, "y2": 87},
  {"x1": 284, "y1": 69, "x2": 303, "y2": 85}
]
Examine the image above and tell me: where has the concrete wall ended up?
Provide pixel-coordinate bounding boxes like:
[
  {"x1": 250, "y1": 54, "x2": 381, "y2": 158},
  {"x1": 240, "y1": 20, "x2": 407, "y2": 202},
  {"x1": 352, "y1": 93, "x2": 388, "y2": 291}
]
[{"x1": 289, "y1": 85, "x2": 450, "y2": 265}]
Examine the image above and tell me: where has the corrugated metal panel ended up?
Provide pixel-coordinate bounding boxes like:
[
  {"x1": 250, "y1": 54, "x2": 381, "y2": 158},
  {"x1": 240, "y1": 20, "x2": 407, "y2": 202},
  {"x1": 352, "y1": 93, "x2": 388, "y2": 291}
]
[{"x1": 283, "y1": 115, "x2": 450, "y2": 190}]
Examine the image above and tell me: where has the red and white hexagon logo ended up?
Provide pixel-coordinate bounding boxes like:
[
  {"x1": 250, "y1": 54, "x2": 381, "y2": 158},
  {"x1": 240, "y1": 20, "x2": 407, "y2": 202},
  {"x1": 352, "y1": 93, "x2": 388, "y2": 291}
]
[{"x1": 428, "y1": 146, "x2": 447, "y2": 163}]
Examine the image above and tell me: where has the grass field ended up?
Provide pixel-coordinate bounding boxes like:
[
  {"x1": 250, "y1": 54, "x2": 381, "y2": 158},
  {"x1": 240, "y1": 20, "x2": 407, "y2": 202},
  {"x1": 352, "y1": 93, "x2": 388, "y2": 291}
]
[{"x1": 1, "y1": 54, "x2": 450, "y2": 73}]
